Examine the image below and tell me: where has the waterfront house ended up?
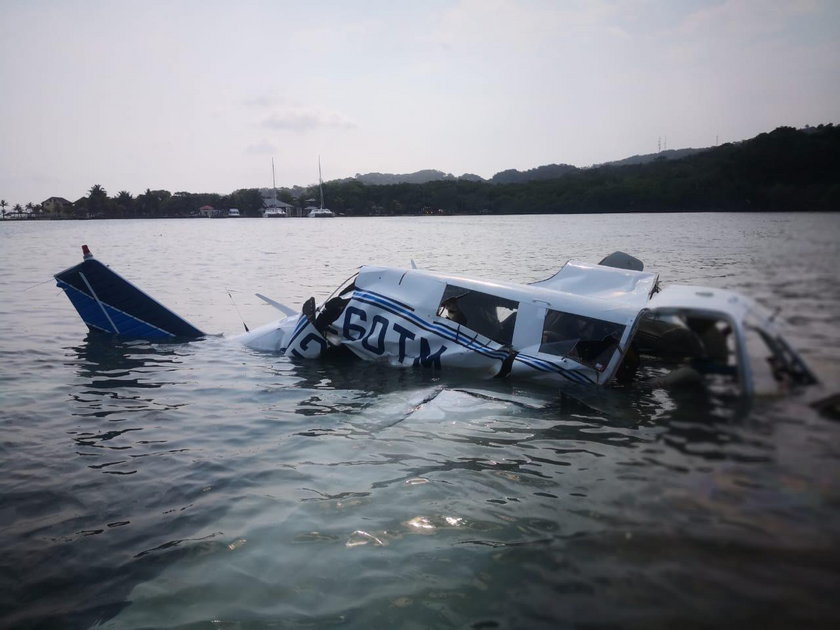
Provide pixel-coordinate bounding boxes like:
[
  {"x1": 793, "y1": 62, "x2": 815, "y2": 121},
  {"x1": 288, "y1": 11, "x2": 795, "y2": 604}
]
[{"x1": 41, "y1": 197, "x2": 73, "y2": 218}]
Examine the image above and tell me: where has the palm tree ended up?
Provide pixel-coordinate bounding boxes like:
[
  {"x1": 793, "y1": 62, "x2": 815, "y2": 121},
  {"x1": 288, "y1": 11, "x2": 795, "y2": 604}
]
[
  {"x1": 115, "y1": 191, "x2": 134, "y2": 218},
  {"x1": 87, "y1": 184, "x2": 109, "y2": 218},
  {"x1": 12, "y1": 204, "x2": 23, "y2": 219},
  {"x1": 0, "y1": 199, "x2": 7, "y2": 220},
  {"x1": 25, "y1": 202, "x2": 34, "y2": 219}
]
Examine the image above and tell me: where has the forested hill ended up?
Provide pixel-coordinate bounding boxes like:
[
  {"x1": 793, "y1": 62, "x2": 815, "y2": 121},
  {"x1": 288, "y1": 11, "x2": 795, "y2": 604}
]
[
  {"x1": 30, "y1": 124, "x2": 837, "y2": 219},
  {"x1": 319, "y1": 125, "x2": 838, "y2": 215},
  {"x1": 350, "y1": 150, "x2": 700, "y2": 185}
]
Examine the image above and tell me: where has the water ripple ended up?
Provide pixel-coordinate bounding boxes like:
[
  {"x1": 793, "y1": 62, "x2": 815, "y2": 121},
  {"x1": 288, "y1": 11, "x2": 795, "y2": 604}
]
[{"x1": 2, "y1": 215, "x2": 840, "y2": 628}]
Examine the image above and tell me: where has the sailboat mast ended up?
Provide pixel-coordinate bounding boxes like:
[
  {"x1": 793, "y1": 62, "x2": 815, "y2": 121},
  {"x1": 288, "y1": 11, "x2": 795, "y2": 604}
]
[
  {"x1": 271, "y1": 158, "x2": 277, "y2": 204},
  {"x1": 318, "y1": 156, "x2": 324, "y2": 210}
]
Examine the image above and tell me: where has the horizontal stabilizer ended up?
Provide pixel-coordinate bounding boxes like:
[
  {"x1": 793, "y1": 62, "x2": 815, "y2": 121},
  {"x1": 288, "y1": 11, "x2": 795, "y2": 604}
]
[
  {"x1": 55, "y1": 247, "x2": 204, "y2": 339},
  {"x1": 256, "y1": 293, "x2": 296, "y2": 316}
]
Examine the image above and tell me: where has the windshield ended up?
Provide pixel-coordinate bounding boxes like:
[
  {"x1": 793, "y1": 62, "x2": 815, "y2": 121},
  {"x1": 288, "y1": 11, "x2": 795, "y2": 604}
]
[
  {"x1": 540, "y1": 309, "x2": 625, "y2": 371},
  {"x1": 438, "y1": 285, "x2": 518, "y2": 345}
]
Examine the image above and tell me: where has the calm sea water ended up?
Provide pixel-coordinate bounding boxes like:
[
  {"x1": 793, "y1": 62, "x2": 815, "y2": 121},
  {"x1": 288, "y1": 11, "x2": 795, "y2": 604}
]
[{"x1": 1, "y1": 213, "x2": 839, "y2": 629}]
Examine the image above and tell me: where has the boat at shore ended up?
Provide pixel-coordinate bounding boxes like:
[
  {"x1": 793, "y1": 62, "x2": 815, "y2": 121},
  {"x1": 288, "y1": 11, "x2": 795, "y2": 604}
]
[
  {"x1": 308, "y1": 157, "x2": 334, "y2": 217},
  {"x1": 262, "y1": 158, "x2": 288, "y2": 217},
  {"x1": 54, "y1": 247, "x2": 819, "y2": 398}
]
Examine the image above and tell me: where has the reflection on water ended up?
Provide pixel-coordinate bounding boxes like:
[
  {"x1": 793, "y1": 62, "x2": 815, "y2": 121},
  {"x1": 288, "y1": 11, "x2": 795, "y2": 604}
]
[
  {"x1": 69, "y1": 332, "x2": 186, "y2": 387},
  {"x1": 64, "y1": 333, "x2": 196, "y2": 477}
]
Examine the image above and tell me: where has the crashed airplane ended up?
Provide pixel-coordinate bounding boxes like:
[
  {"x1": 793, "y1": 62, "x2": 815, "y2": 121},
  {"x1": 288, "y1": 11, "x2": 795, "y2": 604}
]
[{"x1": 55, "y1": 246, "x2": 817, "y2": 397}]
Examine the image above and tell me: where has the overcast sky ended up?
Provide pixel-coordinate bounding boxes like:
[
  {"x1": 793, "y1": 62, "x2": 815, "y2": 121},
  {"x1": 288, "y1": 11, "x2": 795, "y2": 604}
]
[{"x1": 1, "y1": 0, "x2": 838, "y2": 206}]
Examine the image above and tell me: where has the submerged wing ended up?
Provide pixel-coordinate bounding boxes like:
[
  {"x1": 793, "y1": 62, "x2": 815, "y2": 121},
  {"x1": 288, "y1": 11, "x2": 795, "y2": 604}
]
[{"x1": 54, "y1": 245, "x2": 204, "y2": 339}]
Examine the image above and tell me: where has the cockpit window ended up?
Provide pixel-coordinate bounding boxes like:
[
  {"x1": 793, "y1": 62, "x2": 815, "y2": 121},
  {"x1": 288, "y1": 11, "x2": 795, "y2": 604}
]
[
  {"x1": 540, "y1": 310, "x2": 625, "y2": 371},
  {"x1": 620, "y1": 312, "x2": 744, "y2": 392},
  {"x1": 438, "y1": 285, "x2": 518, "y2": 345}
]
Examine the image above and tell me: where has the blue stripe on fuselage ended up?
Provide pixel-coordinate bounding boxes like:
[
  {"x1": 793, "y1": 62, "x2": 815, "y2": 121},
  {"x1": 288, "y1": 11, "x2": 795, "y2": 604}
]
[
  {"x1": 351, "y1": 288, "x2": 596, "y2": 384},
  {"x1": 351, "y1": 289, "x2": 509, "y2": 361}
]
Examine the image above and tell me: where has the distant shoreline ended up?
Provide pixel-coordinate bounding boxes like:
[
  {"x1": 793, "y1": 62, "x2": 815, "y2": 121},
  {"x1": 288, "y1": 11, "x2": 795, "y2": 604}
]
[
  {"x1": 3, "y1": 125, "x2": 837, "y2": 219},
  {"x1": 3, "y1": 208, "x2": 836, "y2": 223}
]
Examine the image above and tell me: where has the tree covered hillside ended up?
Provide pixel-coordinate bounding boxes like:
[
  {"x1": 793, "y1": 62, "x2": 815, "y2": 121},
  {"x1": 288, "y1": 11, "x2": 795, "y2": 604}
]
[{"x1": 319, "y1": 125, "x2": 838, "y2": 215}]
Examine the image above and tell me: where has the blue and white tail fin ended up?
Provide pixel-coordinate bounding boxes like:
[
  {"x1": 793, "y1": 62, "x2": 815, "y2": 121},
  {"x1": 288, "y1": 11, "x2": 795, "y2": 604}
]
[{"x1": 55, "y1": 245, "x2": 205, "y2": 339}]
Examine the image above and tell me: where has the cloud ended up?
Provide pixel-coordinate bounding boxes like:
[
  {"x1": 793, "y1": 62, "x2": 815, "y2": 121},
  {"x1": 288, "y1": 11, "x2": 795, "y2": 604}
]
[
  {"x1": 243, "y1": 95, "x2": 278, "y2": 108},
  {"x1": 261, "y1": 107, "x2": 357, "y2": 133},
  {"x1": 428, "y1": 0, "x2": 622, "y2": 55},
  {"x1": 677, "y1": 0, "x2": 823, "y2": 41},
  {"x1": 245, "y1": 142, "x2": 278, "y2": 155}
]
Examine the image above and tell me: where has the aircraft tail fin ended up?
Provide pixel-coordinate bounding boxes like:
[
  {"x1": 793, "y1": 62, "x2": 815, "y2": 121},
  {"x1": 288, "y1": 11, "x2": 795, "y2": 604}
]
[{"x1": 54, "y1": 245, "x2": 205, "y2": 339}]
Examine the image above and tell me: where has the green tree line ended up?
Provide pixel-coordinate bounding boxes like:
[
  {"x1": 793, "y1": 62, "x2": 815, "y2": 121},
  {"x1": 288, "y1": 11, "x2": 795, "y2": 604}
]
[
  {"x1": 5, "y1": 124, "x2": 838, "y2": 220},
  {"x1": 71, "y1": 187, "x2": 267, "y2": 219}
]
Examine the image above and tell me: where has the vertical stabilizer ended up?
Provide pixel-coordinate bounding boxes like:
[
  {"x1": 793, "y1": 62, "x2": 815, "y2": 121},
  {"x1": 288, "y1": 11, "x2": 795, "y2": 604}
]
[{"x1": 55, "y1": 246, "x2": 205, "y2": 339}]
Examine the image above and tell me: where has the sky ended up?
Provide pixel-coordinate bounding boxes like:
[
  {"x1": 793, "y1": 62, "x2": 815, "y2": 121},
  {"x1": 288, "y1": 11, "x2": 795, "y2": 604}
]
[{"x1": 1, "y1": 0, "x2": 838, "y2": 206}]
